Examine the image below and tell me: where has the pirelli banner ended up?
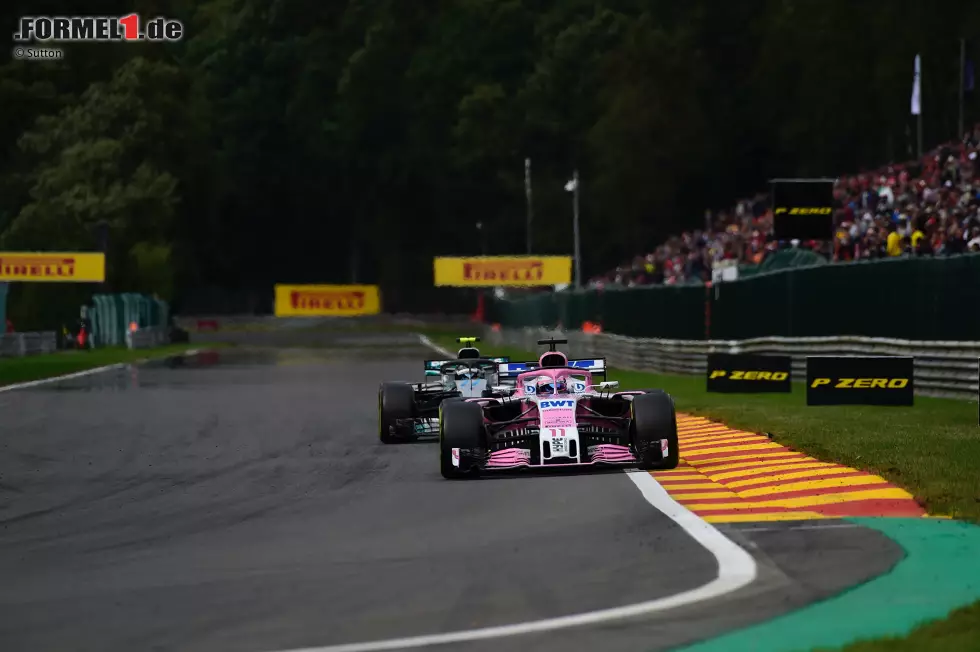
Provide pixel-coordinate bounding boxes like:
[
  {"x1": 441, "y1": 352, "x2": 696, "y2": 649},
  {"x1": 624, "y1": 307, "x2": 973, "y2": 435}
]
[
  {"x1": 770, "y1": 178, "x2": 835, "y2": 241},
  {"x1": 0, "y1": 252, "x2": 105, "y2": 282},
  {"x1": 806, "y1": 356, "x2": 914, "y2": 406},
  {"x1": 433, "y1": 256, "x2": 572, "y2": 287},
  {"x1": 706, "y1": 353, "x2": 792, "y2": 393},
  {"x1": 274, "y1": 284, "x2": 381, "y2": 317}
]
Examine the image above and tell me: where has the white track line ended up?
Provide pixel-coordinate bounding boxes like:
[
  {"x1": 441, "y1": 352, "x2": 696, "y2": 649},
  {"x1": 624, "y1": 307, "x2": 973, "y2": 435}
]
[
  {"x1": 0, "y1": 363, "x2": 127, "y2": 392},
  {"x1": 260, "y1": 335, "x2": 758, "y2": 652}
]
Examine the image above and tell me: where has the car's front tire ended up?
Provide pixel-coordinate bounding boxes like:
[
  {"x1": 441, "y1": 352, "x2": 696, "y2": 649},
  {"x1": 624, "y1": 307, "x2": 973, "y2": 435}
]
[
  {"x1": 379, "y1": 382, "x2": 415, "y2": 444},
  {"x1": 630, "y1": 390, "x2": 680, "y2": 469},
  {"x1": 439, "y1": 400, "x2": 485, "y2": 479}
]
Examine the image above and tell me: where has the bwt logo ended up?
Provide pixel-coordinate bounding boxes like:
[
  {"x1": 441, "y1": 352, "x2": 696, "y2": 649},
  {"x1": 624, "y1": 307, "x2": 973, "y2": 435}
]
[{"x1": 540, "y1": 400, "x2": 573, "y2": 409}]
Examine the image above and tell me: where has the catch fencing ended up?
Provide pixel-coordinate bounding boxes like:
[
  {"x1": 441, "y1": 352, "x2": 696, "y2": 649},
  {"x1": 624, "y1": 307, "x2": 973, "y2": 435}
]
[
  {"x1": 488, "y1": 327, "x2": 980, "y2": 401},
  {"x1": 0, "y1": 332, "x2": 58, "y2": 357}
]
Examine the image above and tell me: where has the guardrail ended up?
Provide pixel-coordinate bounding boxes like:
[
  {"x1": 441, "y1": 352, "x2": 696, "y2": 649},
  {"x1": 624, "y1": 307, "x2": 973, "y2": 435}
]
[
  {"x1": 126, "y1": 327, "x2": 170, "y2": 350},
  {"x1": 488, "y1": 327, "x2": 980, "y2": 401},
  {"x1": 0, "y1": 332, "x2": 58, "y2": 357}
]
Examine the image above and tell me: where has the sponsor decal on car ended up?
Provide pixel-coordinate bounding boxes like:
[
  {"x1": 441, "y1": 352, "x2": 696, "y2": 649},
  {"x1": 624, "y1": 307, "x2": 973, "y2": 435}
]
[
  {"x1": 539, "y1": 399, "x2": 574, "y2": 409},
  {"x1": 451, "y1": 448, "x2": 460, "y2": 467},
  {"x1": 661, "y1": 438, "x2": 669, "y2": 457}
]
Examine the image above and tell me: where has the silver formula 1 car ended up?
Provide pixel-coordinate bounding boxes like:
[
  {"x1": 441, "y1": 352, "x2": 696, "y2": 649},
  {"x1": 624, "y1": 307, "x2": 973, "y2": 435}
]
[
  {"x1": 438, "y1": 338, "x2": 680, "y2": 478},
  {"x1": 378, "y1": 337, "x2": 510, "y2": 443}
]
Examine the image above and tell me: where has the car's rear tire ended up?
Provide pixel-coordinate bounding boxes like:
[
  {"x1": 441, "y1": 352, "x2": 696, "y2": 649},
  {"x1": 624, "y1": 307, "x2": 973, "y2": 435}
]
[
  {"x1": 379, "y1": 382, "x2": 415, "y2": 444},
  {"x1": 630, "y1": 391, "x2": 680, "y2": 470},
  {"x1": 440, "y1": 400, "x2": 485, "y2": 479}
]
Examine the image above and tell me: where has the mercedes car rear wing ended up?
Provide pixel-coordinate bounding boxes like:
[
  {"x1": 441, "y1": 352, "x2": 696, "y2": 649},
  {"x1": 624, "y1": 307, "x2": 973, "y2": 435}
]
[{"x1": 424, "y1": 357, "x2": 510, "y2": 372}]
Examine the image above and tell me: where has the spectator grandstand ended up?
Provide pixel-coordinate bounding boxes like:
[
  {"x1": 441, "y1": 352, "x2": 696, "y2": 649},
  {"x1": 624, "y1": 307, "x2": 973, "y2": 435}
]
[{"x1": 590, "y1": 124, "x2": 980, "y2": 288}]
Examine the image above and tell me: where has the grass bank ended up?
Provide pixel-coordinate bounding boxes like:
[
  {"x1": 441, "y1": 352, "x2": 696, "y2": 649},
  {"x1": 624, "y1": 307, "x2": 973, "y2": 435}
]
[
  {"x1": 426, "y1": 333, "x2": 980, "y2": 652},
  {"x1": 0, "y1": 343, "x2": 229, "y2": 387}
]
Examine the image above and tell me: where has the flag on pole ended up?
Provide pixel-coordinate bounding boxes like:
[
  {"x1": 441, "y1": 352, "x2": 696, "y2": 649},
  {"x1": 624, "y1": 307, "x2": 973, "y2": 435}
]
[
  {"x1": 911, "y1": 54, "x2": 922, "y2": 115},
  {"x1": 564, "y1": 178, "x2": 577, "y2": 192}
]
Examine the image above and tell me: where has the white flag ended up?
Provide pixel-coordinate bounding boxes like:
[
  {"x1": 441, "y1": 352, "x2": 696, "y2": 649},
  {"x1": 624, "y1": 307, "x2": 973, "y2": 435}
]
[
  {"x1": 911, "y1": 54, "x2": 922, "y2": 116},
  {"x1": 564, "y1": 179, "x2": 577, "y2": 192}
]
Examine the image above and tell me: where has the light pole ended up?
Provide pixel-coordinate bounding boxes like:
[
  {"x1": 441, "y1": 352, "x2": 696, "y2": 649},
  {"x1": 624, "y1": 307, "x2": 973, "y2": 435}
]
[
  {"x1": 565, "y1": 171, "x2": 581, "y2": 288},
  {"x1": 525, "y1": 158, "x2": 533, "y2": 254},
  {"x1": 476, "y1": 221, "x2": 487, "y2": 255}
]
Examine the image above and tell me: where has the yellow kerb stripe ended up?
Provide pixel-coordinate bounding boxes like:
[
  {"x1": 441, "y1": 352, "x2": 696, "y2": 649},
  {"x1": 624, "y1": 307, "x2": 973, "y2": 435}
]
[
  {"x1": 684, "y1": 487, "x2": 913, "y2": 510},
  {"x1": 736, "y1": 475, "x2": 889, "y2": 498}
]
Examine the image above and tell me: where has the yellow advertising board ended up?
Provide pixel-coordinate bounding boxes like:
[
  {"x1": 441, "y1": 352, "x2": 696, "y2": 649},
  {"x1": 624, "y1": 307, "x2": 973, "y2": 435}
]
[
  {"x1": 0, "y1": 252, "x2": 105, "y2": 282},
  {"x1": 274, "y1": 284, "x2": 381, "y2": 317},
  {"x1": 433, "y1": 256, "x2": 572, "y2": 287}
]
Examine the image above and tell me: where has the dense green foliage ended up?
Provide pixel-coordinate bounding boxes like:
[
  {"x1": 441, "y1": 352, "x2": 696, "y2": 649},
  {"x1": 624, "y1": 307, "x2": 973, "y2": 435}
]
[{"x1": 2, "y1": 0, "x2": 980, "y2": 320}]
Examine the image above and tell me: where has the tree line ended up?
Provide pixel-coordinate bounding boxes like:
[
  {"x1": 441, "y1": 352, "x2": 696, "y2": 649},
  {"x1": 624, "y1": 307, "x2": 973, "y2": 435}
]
[{"x1": 1, "y1": 0, "x2": 978, "y2": 322}]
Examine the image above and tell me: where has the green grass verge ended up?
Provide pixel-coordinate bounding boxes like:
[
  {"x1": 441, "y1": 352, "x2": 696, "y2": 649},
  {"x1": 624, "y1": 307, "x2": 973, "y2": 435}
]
[
  {"x1": 426, "y1": 333, "x2": 980, "y2": 652},
  {"x1": 820, "y1": 600, "x2": 980, "y2": 651},
  {"x1": 427, "y1": 333, "x2": 980, "y2": 523},
  {"x1": 0, "y1": 342, "x2": 230, "y2": 387}
]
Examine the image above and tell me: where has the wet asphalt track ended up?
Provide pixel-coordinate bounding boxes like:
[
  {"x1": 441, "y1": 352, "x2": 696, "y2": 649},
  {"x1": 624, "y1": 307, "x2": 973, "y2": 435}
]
[{"x1": 0, "y1": 334, "x2": 903, "y2": 652}]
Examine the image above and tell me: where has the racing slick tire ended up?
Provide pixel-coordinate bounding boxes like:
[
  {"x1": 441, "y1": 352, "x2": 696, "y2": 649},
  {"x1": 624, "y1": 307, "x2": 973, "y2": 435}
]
[
  {"x1": 630, "y1": 390, "x2": 680, "y2": 470},
  {"x1": 439, "y1": 400, "x2": 485, "y2": 479},
  {"x1": 379, "y1": 381, "x2": 415, "y2": 444}
]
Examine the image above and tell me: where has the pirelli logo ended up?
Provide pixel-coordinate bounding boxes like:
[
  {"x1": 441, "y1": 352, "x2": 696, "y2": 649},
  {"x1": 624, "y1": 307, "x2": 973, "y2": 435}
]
[
  {"x1": 0, "y1": 251, "x2": 105, "y2": 282},
  {"x1": 773, "y1": 207, "x2": 833, "y2": 215},
  {"x1": 274, "y1": 284, "x2": 381, "y2": 317},
  {"x1": 463, "y1": 260, "x2": 542, "y2": 283},
  {"x1": 709, "y1": 370, "x2": 788, "y2": 381},
  {"x1": 706, "y1": 353, "x2": 792, "y2": 394},
  {"x1": 433, "y1": 256, "x2": 571, "y2": 286},
  {"x1": 806, "y1": 356, "x2": 914, "y2": 406},
  {"x1": 291, "y1": 290, "x2": 364, "y2": 311},
  {"x1": 810, "y1": 378, "x2": 908, "y2": 389},
  {"x1": 0, "y1": 256, "x2": 75, "y2": 278}
]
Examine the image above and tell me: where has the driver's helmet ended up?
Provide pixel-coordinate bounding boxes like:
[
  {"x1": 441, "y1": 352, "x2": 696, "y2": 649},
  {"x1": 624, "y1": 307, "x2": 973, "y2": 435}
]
[{"x1": 535, "y1": 376, "x2": 567, "y2": 395}]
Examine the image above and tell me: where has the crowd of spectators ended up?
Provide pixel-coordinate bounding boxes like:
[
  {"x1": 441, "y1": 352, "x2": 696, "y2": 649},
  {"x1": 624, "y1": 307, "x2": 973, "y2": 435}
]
[{"x1": 590, "y1": 124, "x2": 980, "y2": 288}]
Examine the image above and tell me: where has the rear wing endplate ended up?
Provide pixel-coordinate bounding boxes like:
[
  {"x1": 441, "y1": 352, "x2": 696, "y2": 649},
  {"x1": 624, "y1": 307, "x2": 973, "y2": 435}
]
[
  {"x1": 497, "y1": 358, "x2": 607, "y2": 380},
  {"x1": 424, "y1": 357, "x2": 509, "y2": 372}
]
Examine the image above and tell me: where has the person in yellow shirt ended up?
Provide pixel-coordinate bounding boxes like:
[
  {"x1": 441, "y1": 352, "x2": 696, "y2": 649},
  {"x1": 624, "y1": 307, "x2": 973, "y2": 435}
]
[
  {"x1": 886, "y1": 223, "x2": 902, "y2": 256},
  {"x1": 910, "y1": 226, "x2": 925, "y2": 253}
]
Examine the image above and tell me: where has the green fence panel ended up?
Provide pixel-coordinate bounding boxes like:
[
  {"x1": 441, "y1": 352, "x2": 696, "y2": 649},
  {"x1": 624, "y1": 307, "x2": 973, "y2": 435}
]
[{"x1": 490, "y1": 255, "x2": 980, "y2": 341}]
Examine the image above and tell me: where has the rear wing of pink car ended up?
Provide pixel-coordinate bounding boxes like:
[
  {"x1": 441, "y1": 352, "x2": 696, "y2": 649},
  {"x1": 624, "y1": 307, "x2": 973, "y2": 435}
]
[{"x1": 497, "y1": 358, "x2": 606, "y2": 381}]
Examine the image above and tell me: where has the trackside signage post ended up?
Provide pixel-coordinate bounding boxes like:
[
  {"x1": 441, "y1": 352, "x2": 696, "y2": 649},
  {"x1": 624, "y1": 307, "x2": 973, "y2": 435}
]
[
  {"x1": 806, "y1": 356, "x2": 914, "y2": 406},
  {"x1": 706, "y1": 353, "x2": 792, "y2": 393}
]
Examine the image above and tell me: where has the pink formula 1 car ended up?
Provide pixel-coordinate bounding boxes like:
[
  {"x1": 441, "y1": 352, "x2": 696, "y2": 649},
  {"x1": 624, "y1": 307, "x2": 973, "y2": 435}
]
[{"x1": 438, "y1": 338, "x2": 679, "y2": 479}]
